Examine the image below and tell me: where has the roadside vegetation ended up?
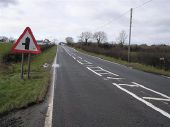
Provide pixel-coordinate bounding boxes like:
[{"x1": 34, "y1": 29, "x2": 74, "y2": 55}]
[
  {"x1": 65, "y1": 30, "x2": 170, "y2": 77},
  {"x1": 70, "y1": 42, "x2": 170, "y2": 76},
  {"x1": 0, "y1": 43, "x2": 56, "y2": 115}
]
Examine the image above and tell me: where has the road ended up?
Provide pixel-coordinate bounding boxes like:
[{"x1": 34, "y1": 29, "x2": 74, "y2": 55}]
[{"x1": 52, "y1": 45, "x2": 170, "y2": 127}]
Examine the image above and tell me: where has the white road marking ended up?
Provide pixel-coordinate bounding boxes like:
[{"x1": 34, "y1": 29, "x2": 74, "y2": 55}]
[
  {"x1": 132, "y1": 82, "x2": 170, "y2": 99},
  {"x1": 163, "y1": 102, "x2": 169, "y2": 105},
  {"x1": 77, "y1": 60, "x2": 92, "y2": 65},
  {"x1": 107, "y1": 77, "x2": 124, "y2": 80},
  {"x1": 118, "y1": 84, "x2": 139, "y2": 87},
  {"x1": 87, "y1": 66, "x2": 101, "y2": 69},
  {"x1": 62, "y1": 47, "x2": 72, "y2": 56},
  {"x1": 161, "y1": 75, "x2": 170, "y2": 79},
  {"x1": 44, "y1": 46, "x2": 58, "y2": 127},
  {"x1": 93, "y1": 70, "x2": 105, "y2": 71},
  {"x1": 52, "y1": 63, "x2": 59, "y2": 68},
  {"x1": 77, "y1": 60, "x2": 84, "y2": 64},
  {"x1": 87, "y1": 67, "x2": 102, "y2": 76},
  {"x1": 72, "y1": 56, "x2": 76, "y2": 60},
  {"x1": 84, "y1": 60, "x2": 92, "y2": 64},
  {"x1": 112, "y1": 83, "x2": 170, "y2": 119},
  {"x1": 142, "y1": 97, "x2": 170, "y2": 101},
  {"x1": 98, "y1": 72, "x2": 111, "y2": 75},
  {"x1": 87, "y1": 66, "x2": 119, "y2": 77},
  {"x1": 78, "y1": 56, "x2": 82, "y2": 59},
  {"x1": 74, "y1": 48, "x2": 126, "y2": 67},
  {"x1": 97, "y1": 67, "x2": 119, "y2": 76}
]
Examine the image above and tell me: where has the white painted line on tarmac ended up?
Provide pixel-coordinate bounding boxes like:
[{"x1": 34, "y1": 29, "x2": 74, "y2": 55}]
[
  {"x1": 87, "y1": 67, "x2": 102, "y2": 76},
  {"x1": 142, "y1": 97, "x2": 170, "y2": 101},
  {"x1": 77, "y1": 60, "x2": 84, "y2": 64},
  {"x1": 132, "y1": 82, "x2": 170, "y2": 99},
  {"x1": 44, "y1": 47, "x2": 58, "y2": 127},
  {"x1": 72, "y1": 56, "x2": 76, "y2": 60},
  {"x1": 98, "y1": 72, "x2": 111, "y2": 75},
  {"x1": 97, "y1": 67, "x2": 119, "y2": 76},
  {"x1": 118, "y1": 84, "x2": 139, "y2": 87},
  {"x1": 84, "y1": 60, "x2": 92, "y2": 64},
  {"x1": 163, "y1": 102, "x2": 169, "y2": 105},
  {"x1": 161, "y1": 75, "x2": 170, "y2": 79},
  {"x1": 112, "y1": 83, "x2": 170, "y2": 119},
  {"x1": 88, "y1": 66, "x2": 101, "y2": 69},
  {"x1": 62, "y1": 47, "x2": 72, "y2": 56},
  {"x1": 78, "y1": 56, "x2": 83, "y2": 60},
  {"x1": 107, "y1": 77, "x2": 124, "y2": 80},
  {"x1": 93, "y1": 69, "x2": 105, "y2": 71},
  {"x1": 75, "y1": 48, "x2": 126, "y2": 67}
]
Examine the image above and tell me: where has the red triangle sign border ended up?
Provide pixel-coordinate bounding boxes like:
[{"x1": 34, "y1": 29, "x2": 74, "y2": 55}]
[{"x1": 11, "y1": 27, "x2": 41, "y2": 54}]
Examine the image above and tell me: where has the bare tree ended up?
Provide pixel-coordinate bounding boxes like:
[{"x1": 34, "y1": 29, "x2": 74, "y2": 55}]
[
  {"x1": 93, "y1": 31, "x2": 107, "y2": 45},
  {"x1": 116, "y1": 30, "x2": 127, "y2": 46},
  {"x1": 65, "y1": 37, "x2": 74, "y2": 44},
  {"x1": 79, "y1": 32, "x2": 92, "y2": 44}
]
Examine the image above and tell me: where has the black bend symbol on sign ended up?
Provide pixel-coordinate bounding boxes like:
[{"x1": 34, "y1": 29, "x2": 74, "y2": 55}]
[{"x1": 22, "y1": 37, "x2": 30, "y2": 50}]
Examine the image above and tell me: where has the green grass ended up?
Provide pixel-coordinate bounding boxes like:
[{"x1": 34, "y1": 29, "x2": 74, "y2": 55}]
[
  {"x1": 0, "y1": 44, "x2": 57, "y2": 114},
  {"x1": 77, "y1": 48, "x2": 170, "y2": 77},
  {"x1": 0, "y1": 43, "x2": 12, "y2": 61}
]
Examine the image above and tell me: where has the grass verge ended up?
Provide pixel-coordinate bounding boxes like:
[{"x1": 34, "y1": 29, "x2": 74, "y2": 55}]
[
  {"x1": 0, "y1": 43, "x2": 12, "y2": 61},
  {"x1": 0, "y1": 45, "x2": 57, "y2": 114},
  {"x1": 76, "y1": 48, "x2": 170, "y2": 77}
]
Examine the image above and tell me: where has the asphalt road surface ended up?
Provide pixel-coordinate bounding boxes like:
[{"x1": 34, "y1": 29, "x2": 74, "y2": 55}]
[{"x1": 52, "y1": 45, "x2": 170, "y2": 127}]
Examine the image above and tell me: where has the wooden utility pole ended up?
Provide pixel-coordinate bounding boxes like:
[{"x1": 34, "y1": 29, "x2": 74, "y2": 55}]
[
  {"x1": 128, "y1": 8, "x2": 133, "y2": 63},
  {"x1": 27, "y1": 53, "x2": 31, "y2": 79},
  {"x1": 21, "y1": 53, "x2": 24, "y2": 79}
]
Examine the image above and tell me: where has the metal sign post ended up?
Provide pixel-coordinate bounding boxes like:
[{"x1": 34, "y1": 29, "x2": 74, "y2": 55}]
[
  {"x1": 21, "y1": 53, "x2": 24, "y2": 79},
  {"x1": 11, "y1": 27, "x2": 41, "y2": 80},
  {"x1": 27, "y1": 53, "x2": 31, "y2": 79}
]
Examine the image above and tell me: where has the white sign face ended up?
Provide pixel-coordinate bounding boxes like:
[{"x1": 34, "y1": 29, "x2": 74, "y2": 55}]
[
  {"x1": 15, "y1": 31, "x2": 38, "y2": 51},
  {"x1": 12, "y1": 27, "x2": 41, "y2": 54}
]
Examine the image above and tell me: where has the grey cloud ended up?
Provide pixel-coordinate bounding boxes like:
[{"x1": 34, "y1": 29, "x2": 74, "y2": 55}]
[{"x1": 0, "y1": 0, "x2": 17, "y2": 7}]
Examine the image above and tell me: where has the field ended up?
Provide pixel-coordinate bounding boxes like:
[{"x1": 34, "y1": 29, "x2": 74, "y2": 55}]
[{"x1": 0, "y1": 43, "x2": 56, "y2": 114}]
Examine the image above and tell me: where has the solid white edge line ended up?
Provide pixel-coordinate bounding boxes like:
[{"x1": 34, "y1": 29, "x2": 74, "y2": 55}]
[
  {"x1": 112, "y1": 83, "x2": 170, "y2": 119},
  {"x1": 132, "y1": 82, "x2": 170, "y2": 99},
  {"x1": 44, "y1": 46, "x2": 58, "y2": 127}
]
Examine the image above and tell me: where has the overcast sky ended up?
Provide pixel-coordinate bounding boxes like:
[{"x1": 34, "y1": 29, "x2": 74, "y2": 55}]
[{"x1": 0, "y1": 0, "x2": 170, "y2": 44}]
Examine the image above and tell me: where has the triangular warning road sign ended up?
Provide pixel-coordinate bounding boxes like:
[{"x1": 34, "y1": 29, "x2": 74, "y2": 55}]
[{"x1": 12, "y1": 27, "x2": 41, "y2": 54}]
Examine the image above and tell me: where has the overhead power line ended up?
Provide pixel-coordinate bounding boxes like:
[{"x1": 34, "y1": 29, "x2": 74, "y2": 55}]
[
  {"x1": 134, "y1": 0, "x2": 154, "y2": 10},
  {"x1": 93, "y1": 10, "x2": 130, "y2": 31},
  {"x1": 92, "y1": 0, "x2": 154, "y2": 31}
]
